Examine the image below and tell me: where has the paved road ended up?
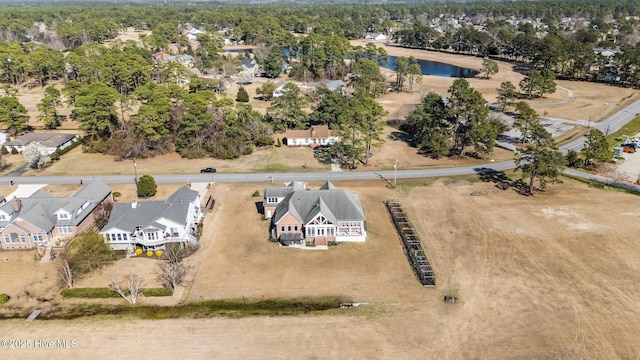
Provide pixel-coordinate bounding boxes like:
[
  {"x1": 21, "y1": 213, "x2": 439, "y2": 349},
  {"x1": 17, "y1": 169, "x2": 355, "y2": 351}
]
[
  {"x1": 562, "y1": 99, "x2": 640, "y2": 154},
  {"x1": 2, "y1": 160, "x2": 516, "y2": 185},
  {"x1": 3, "y1": 100, "x2": 638, "y2": 186}
]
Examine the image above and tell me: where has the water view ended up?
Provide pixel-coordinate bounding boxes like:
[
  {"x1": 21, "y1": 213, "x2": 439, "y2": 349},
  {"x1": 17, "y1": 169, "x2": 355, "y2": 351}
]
[
  {"x1": 224, "y1": 48, "x2": 479, "y2": 78},
  {"x1": 384, "y1": 55, "x2": 478, "y2": 78}
]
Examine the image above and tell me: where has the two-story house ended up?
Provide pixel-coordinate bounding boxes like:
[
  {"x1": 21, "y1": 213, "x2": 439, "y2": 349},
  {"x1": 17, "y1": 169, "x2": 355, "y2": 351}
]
[
  {"x1": 0, "y1": 181, "x2": 113, "y2": 250},
  {"x1": 100, "y1": 186, "x2": 203, "y2": 252},
  {"x1": 268, "y1": 181, "x2": 366, "y2": 246}
]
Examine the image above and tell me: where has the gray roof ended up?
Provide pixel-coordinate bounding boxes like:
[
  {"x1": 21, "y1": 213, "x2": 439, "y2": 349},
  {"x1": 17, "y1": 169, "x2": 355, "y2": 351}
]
[
  {"x1": 273, "y1": 182, "x2": 365, "y2": 224},
  {"x1": 101, "y1": 186, "x2": 198, "y2": 233},
  {"x1": 324, "y1": 80, "x2": 346, "y2": 91},
  {"x1": 0, "y1": 181, "x2": 111, "y2": 232},
  {"x1": 264, "y1": 181, "x2": 306, "y2": 200},
  {"x1": 5, "y1": 132, "x2": 77, "y2": 147}
]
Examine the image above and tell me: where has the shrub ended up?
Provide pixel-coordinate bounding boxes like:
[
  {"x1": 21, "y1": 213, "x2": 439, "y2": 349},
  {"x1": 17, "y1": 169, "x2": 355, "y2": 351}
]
[
  {"x1": 146, "y1": 251, "x2": 153, "y2": 257},
  {"x1": 256, "y1": 136, "x2": 274, "y2": 147},
  {"x1": 252, "y1": 190, "x2": 260, "y2": 197},
  {"x1": 137, "y1": 174, "x2": 157, "y2": 197},
  {"x1": 155, "y1": 250, "x2": 163, "y2": 257},
  {"x1": 327, "y1": 241, "x2": 338, "y2": 247},
  {"x1": 50, "y1": 151, "x2": 60, "y2": 161},
  {"x1": 11, "y1": 147, "x2": 18, "y2": 154},
  {"x1": 143, "y1": 287, "x2": 173, "y2": 297},
  {"x1": 276, "y1": 138, "x2": 282, "y2": 147},
  {"x1": 113, "y1": 191, "x2": 121, "y2": 198},
  {"x1": 236, "y1": 87, "x2": 249, "y2": 102},
  {"x1": 61, "y1": 288, "x2": 121, "y2": 298},
  {"x1": 135, "y1": 248, "x2": 143, "y2": 256},
  {"x1": 0, "y1": 293, "x2": 10, "y2": 305},
  {"x1": 305, "y1": 240, "x2": 315, "y2": 247},
  {"x1": 0, "y1": 145, "x2": 7, "y2": 155}
]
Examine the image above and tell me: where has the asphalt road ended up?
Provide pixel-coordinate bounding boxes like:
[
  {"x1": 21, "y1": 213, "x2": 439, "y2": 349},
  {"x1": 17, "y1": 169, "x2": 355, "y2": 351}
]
[
  {"x1": 3, "y1": 100, "x2": 639, "y2": 186},
  {"x1": 561, "y1": 99, "x2": 640, "y2": 154}
]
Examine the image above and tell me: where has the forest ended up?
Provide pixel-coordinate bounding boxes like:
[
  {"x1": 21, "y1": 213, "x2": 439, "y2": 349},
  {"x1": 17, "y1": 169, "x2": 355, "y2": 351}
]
[{"x1": 0, "y1": 0, "x2": 638, "y2": 163}]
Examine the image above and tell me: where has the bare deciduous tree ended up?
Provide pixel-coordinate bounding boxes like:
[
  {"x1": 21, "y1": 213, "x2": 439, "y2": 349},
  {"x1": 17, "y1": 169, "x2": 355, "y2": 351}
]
[
  {"x1": 157, "y1": 243, "x2": 189, "y2": 291},
  {"x1": 110, "y1": 271, "x2": 144, "y2": 304},
  {"x1": 58, "y1": 258, "x2": 74, "y2": 288}
]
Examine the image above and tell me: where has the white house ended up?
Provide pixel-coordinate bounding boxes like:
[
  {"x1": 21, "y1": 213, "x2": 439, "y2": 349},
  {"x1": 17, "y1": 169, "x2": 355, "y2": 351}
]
[
  {"x1": 4, "y1": 133, "x2": 78, "y2": 154},
  {"x1": 100, "y1": 187, "x2": 203, "y2": 252},
  {"x1": 284, "y1": 125, "x2": 338, "y2": 147}
]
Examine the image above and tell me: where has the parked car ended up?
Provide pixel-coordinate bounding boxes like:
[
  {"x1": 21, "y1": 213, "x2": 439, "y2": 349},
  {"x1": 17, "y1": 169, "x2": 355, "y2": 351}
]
[{"x1": 200, "y1": 167, "x2": 217, "y2": 173}]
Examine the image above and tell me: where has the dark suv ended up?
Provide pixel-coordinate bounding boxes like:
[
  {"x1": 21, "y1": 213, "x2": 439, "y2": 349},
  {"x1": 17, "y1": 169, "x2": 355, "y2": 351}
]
[{"x1": 200, "y1": 167, "x2": 217, "y2": 173}]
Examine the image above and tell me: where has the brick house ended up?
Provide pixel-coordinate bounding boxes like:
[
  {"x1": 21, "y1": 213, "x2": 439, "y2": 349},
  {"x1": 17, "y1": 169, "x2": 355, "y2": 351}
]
[
  {"x1": 268, "y1": 181, "x2": 366, "y2": 246},
  {"x1": 0, "y1": 181, "x2": 113, "y2": 250}
]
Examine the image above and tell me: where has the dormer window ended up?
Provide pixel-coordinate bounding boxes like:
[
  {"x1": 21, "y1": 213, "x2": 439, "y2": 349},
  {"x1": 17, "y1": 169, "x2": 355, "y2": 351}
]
[{"x1": 58, "y1": 213, "x2": 69, "y2": 219}]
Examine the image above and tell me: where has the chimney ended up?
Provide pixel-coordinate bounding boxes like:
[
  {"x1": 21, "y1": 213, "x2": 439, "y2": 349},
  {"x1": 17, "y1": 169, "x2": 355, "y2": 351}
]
[
  {"x1": 12, "y1": 198, "x2": 21, "y2": 212},
  {"x1": 131, "y1": 201, "x2": 137, "y2": 209}
]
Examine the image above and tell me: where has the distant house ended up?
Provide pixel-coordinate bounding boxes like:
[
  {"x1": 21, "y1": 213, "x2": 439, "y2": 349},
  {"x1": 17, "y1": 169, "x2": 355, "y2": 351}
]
[
  {"x1": 284, "y1": 125, "x2": 338, "y2": 147},
  {"x1": 100, "y1": 186, "x2": 203, "y2": 252},
  {"x1": 0, "y1": 181, "x2": 113, "y2": 250},
  {"x1": 263, "y1": 181, "x2": 306, "y2": 220},
  {"x1": 268, "y1": 181, "x2": 366, "y2": 246},
  {"x1": 165, "y1": 54, "x2": 194, "y2": 68},
  {"x1": 372, "y1": 33, "x2": 388, "y2": 41},
  {"x1": 317, "y1": 79, "x2": 347, "y2": 95},
  {"x1": 4, "y1": 132, "x2": 78, "y2": 154},
  {"x1": 238, "y1": 58, "x2": 259, "y2": 74},
  {"x1": 272, "y1": 81, "x2": 288, "y2": 97}
]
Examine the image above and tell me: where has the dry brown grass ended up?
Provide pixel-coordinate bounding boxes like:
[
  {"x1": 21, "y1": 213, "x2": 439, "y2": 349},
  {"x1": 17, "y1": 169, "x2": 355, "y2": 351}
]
[
  {"x1": 2, "y1": 179, "x2": 640, "y2": 359},
  {"x1": 352, "y1": 40, "x2": 640, "y2": 122}
]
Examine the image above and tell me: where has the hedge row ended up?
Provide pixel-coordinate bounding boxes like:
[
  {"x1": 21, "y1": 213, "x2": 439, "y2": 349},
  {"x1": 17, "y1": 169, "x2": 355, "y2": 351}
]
[
  {"x1": 61, "y1": 287, "x2": 173, "y2": 298},
  {"x1": 61, "y1": 288, "x2": 121, "y2": 298},
  {"x1": 50, "y1": 139, "x2": 82, "y2": 160}
]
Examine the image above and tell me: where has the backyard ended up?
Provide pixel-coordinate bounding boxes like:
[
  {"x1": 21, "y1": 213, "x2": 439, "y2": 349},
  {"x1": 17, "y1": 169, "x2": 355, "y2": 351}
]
[{"x1": 2, "y1": 178, "x2": 640, "y2": 359}]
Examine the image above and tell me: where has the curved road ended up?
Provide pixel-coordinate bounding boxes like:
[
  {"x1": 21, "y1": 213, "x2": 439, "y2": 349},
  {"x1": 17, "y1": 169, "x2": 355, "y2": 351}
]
[{"x1": 4, "y1": 100, "x2": 640, "y2": 185}]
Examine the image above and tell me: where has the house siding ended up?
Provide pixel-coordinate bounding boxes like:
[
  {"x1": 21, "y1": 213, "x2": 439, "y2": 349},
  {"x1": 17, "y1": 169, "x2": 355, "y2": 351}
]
[
  {"x1": 274, "y1": 212, "x2": 303, "y2": 239},
  {"x1": 0, "y1": 222, "x2": 48, "y2": 250}
]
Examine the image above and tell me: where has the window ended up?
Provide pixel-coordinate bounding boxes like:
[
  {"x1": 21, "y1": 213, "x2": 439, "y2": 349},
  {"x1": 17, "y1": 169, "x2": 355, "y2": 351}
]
[
  {"x1": 117, "y1": 233, "x2": 122, "y2": 241},
  {"x1": 123, "y1": 233, "x2": 128, "y2": 241},
  {"x1": 148, "y1": 232, "x2": 157, "y2": 241},
  {"x1": 281, "y1": 226, "x2": 285, "y2": 232},
  {"x1": 58, "y1": 213, "x2": 69, "y2": 219},
  {"x1": 287, "y1": 225, "x2": 291, "y2": 231},
  {"x1": 170, "y1": 228, "x2": 179, "y2": 237},
  {"x1": 3, "y1": 235, "x2": 9, "y2": 244},
  {"x1": 0, "y1": 214, "x2": 5, "y2": 220},
  {"x1": 20, "y1": 235, "x2": 26, "y2": 243},
  {"x1": 33, "y1": 233, "x2": 44, "y2": 242},
  {"x1": 58, "y1": 225, "x2": 72, "y2": 234},
  {"x1": 294, "y1": 225, "x2": 298, "y2": 231}
]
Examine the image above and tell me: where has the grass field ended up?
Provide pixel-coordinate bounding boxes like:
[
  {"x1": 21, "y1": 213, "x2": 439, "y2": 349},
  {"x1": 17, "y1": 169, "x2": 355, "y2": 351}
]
[{"x1": 1, "y1": 178, "x2": 640, "y2": 359}]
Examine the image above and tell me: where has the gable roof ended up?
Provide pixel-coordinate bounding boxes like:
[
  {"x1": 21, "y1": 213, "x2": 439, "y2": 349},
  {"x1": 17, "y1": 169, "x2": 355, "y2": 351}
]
[
  {"x1": 0, "y1": 181, "x2": 112, "y2": 232},
  {"x1": 273, "y1": 184, "x2": 365, "y2": 225},
  {"x1": 5, "y1": 132, "x2": 77, "y2": 147},
  {"x1": 101, "y1": 186, "x2": 198, "y2": 233},
  {"x1": 264, "y1": 181, "x2": 306, "y2": 199},
  {"x1": 285, "y1": 125, "x2": 331, "y2": 140}
]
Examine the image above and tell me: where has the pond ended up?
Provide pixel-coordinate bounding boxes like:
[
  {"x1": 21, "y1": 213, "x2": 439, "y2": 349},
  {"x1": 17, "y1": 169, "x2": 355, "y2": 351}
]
[{"x1": 383, "y1": 55, "x2": 478, "y2": 78}]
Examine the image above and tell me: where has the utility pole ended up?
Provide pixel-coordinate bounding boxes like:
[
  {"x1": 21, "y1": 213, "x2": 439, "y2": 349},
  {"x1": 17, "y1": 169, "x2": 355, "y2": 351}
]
[
  {"x1": 393, "y1": 152, "x2": 397, "y2": 189},
  {"x1": 605, "y1": 124, "x2": 611, "y2": 137},
  {"x1": 133, "y1": 158, "x2": 138, "y2": 184}
]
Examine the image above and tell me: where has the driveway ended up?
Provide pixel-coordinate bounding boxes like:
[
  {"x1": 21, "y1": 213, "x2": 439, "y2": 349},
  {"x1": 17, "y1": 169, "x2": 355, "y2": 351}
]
[{"x1": 4, "y1": 184, "x2": 46, "y2": 202}]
